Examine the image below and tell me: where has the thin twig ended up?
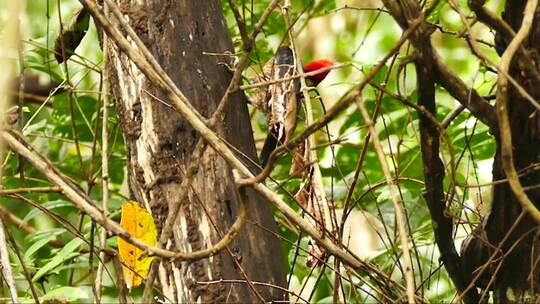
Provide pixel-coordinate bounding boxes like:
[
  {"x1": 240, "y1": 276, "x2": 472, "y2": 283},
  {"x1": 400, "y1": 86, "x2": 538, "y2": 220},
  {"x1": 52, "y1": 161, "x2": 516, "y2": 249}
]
[
  {"x1": 0, "y1": 217, "x2": 18, "y2": 303},
  {"x1": 5, "y1": 224, "x2": 40, "y2": 304},
  {"x1": 413, "y1": 26, "x2": 479, "y2": 301},
  {"x1": 56, "y1": 0, "x2": 87, "y2": 180},
  {"x1": 239, "y1": 63, "x2": 349, "y2": 90},
  {"x1": 240, "y1": 17, "x2": 425, "y2": 184},
  {"x1": 2, "y1": 129, "x2": 245, "y2": 260},
  {"x1": 447, "y1": 0, "x2": 540, "y2": 114},
  {"x1": 381, "y1": 0, "x2": 497, "y2": 131},
  {"x1": 0, "y1": 205, "x2": 65, "y2": 248},
  {"x1": 283, "y1": 0, "x2": 333, "y2": 269},
  {"x1": 0, "y1": 186, "x2": 61, "y2": 195},
  {"x1": 111, "y1": 256, "x2": 128, "y2": 304},
  {"x1": 197, "y1": 279, "x2": 310, "y2": 303},
  {"x1": 94, "y1": 12, "x2": 110, "y2": 301},
  {"x1": 79, "y1": 0, "x2": 382, "y2": 277},
  {"x1": 356, "y1": 96, "x2": 416, "y2": 303}
]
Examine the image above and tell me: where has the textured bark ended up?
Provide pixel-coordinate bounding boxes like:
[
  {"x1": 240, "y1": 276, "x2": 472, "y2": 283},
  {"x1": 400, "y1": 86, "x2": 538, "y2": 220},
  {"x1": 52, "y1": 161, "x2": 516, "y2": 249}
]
[
  {"x1": 462, "y1": 1, "x2": 540, "y2": 302},
  {"x1": 106, "y1": 0, "x2": 286, "y2": 302},
  {"x1": 488, "y1": 2, "x2": 540, "y2": 301}
]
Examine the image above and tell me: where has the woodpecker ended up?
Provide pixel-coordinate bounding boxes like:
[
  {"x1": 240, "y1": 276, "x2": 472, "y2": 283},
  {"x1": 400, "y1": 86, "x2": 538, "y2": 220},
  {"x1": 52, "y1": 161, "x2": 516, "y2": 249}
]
[{"x1": 259, "y1": 46, "x2": 333, "y2": 166}]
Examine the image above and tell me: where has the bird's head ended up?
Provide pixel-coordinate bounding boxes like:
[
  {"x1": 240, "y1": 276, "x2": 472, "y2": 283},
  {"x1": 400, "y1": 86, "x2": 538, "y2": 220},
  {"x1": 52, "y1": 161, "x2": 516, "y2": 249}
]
[{"x1": 303, "y1": 59, "x2": 334, "y2": 86}]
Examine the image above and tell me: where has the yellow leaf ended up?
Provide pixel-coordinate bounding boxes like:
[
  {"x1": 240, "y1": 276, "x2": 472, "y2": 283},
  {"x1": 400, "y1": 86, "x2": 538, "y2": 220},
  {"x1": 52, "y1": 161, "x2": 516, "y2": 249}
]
[{"x1": 117, "y1": 200, "x2": 157, "y2": 289}]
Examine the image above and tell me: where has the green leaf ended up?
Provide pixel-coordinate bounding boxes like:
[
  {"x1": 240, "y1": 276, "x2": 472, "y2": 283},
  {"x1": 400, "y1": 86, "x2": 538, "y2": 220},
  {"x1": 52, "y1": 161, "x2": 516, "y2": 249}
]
[
  {"x1": 32, "y1": 238, "x2": 84, "y2": 282},
  {"x1": 24, "y1": 235, "x2": 58, "y2": 262},
  {"x1": 339, "y1": 108, "x2": 361, "y2": 134},
  {"x1": 41, "y1": 286, "x2": 91, "y2": 303},
  {"x1": 369, "y1": 64, "x2": 389, "y2": 85},
  {"x1": 22, "y1": 199, "x2": 74, "y2": 222},
  {"x1": 426, "y1": 0, "x2": 446, "y2": 23},
  {"x1": 317, "y1": 296, "x2": 335, "y2": 303},
  {"x1": 22, "y1": 118, "x2": 48, "y2": 136},
  {"x1": 25, "y1": 228, "x2": 65, "y2": 243}
]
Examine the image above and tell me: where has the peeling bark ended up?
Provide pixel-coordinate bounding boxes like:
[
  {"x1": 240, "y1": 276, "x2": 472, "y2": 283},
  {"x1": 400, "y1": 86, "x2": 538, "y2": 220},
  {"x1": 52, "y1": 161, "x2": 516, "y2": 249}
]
[{"x1": 106, "y1": 0, "x2": 286, "y2": 302}]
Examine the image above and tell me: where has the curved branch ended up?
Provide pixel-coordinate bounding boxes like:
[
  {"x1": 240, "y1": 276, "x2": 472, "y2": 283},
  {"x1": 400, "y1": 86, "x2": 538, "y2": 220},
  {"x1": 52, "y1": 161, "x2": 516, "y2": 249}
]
[
  {"x1": 468, "y1": 0, "x2": 540, "y2": 85},
  {"x1": 415, "y1": 49, "x2": 480, "y2": 303},
  {"x1": 1, "y1": 129, "x2": 246, "y2": 261},
  {"x1": 381, "y1": 0, "x2": 497, "y2": 131},
  {"x1": 240, "y1": 18, "x2": 424, "y2": 183},
  {"x1": 356, "y1": 96, "x2": 417, "y2": 303},
  {"x1": 496, "y1": 0, "x2": 540, "y2": 223}
]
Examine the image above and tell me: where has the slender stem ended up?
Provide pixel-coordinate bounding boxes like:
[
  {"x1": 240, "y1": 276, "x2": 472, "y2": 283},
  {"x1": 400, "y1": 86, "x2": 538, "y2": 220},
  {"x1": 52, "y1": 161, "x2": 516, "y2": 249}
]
[
  {"x1": 0, "y1": 218, "x2": 19, "y2": 303},
  {"x1": 357, "y1": 96, "x2": 416, "y2": 303},
  {"x1": 94, "y1": 16, "x2": 110, "y2": 301}
]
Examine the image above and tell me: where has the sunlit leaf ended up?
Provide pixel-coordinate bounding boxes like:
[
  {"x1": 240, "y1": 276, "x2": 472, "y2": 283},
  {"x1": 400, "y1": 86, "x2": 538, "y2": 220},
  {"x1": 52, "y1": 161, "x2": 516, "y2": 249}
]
[
  {"x1": 41, "y1": 286, "x2": 91, "y2": 303},
  {"x1": 32, "y1": 238, "x2": 84, "y2": 282},
  {"x1": 117, "y1": 200, "x2": 157, "y2": 289}
]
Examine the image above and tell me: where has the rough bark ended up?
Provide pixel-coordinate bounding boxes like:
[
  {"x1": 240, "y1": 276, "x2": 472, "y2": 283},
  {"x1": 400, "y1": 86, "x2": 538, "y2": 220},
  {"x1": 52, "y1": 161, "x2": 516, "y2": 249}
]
[
  {"x1": 379, "y1": 0, "x2": 540, "y2": 302},
  {"x1": 106, "y1": 0, "x2": 286, "y2": 302},
  {"x1": 462, "y1": 1, "x2": 540, "y2": 302},
  {"x1": 487, "y1": 1, "x2": 540, "y2": 301}
]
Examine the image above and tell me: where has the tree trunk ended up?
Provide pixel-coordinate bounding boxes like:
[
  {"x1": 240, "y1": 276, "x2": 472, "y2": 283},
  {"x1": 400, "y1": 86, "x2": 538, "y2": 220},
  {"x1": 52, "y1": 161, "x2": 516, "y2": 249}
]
[
  {"x1": 463, "y1": 1, "x2": 540, "y2": 302},
  {"x1": 105, "y1": 0, "x2": 286, "y2": 302}
]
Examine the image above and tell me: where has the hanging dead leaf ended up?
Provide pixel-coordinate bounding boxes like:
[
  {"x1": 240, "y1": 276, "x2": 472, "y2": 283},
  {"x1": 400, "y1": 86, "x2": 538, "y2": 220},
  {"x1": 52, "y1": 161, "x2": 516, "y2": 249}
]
[
  {"x1": 289, "y1": 142, "x2": 307, "y2": 176},
  {"x1": 117, "y1": 200, "x2": 157, "y2": 289}
]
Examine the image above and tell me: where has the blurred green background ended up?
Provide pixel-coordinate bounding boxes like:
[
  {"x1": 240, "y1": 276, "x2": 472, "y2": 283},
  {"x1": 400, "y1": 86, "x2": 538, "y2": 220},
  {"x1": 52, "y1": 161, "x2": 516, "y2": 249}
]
[{"x1": 0, "y1": 0, "x2": 504, "y2": 302}]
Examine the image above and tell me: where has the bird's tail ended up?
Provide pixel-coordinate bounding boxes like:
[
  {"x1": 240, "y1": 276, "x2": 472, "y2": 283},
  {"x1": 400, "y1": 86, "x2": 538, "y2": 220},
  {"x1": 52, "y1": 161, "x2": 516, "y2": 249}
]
[{"x1": 260, "y1": 130, "x2": 279, "y2": 166}]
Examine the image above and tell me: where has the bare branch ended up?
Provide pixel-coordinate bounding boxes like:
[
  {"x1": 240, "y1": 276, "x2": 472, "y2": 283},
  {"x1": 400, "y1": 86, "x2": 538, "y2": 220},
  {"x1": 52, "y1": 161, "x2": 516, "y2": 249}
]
[
  {"x1": 0, "y1": 218, "x2": 18, "y2": 303},
  {"x1": 0, "y1": 186, "x2": 61, "y2": 195},
  {"x1": 1, "y1": 129, "x2": 246, "y2": 260},
  {"x1": 381, "y1": 0, "x2": 497, "y2": 130},
  {"x1": 78, "y1": 0, "x2": 383, "y2": 273},
  {"x1": 95, "y1": 17, "x2": 110, "y2": 301},
  {"x1": 356, "y1": 96, "x2": 416, "y2": 304},
  {"x1": 468, "y1": 0, "x2": 540, "y2": 85},
  {"x1": 242, "y1": 17, "x2": 424, "y2": 180},
  {"x1": 415, "y1": 42, "x2": 480, "y2": 303}
]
